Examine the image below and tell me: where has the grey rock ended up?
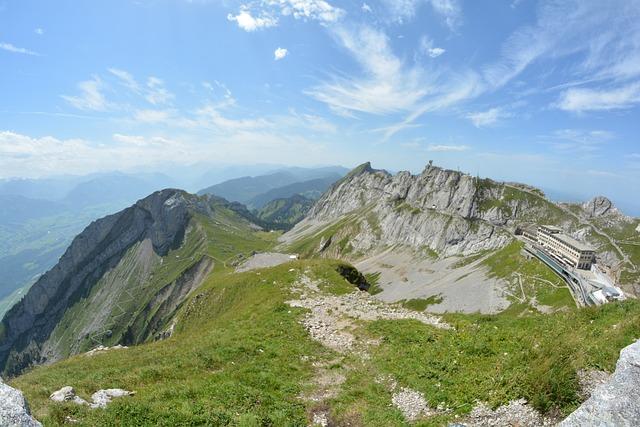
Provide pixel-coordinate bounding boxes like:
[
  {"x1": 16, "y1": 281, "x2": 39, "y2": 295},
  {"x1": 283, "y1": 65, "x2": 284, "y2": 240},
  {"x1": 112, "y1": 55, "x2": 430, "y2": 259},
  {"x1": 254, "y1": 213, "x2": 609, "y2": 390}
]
[
  {"x1": 582, "y1": 196, "x2": 616, "y2": 218},
  {"x1": 89, "y1": 388, "x2": 134, "y2": 409},
  {"x1": 560, "y1": 339, "x2": 640, "y2": 426},
  {"x1": 287, "y1": 163, "x2": 539, "y2": 257},
  {"x1": 0, "y1": 376, "x2": 42, "y2": 427},
  {"x1": 49, "y1": 386, "x2": 133, "y2": 409},
  {"x1": 49, "y1": 386, "x2": 89, "y2": 405}
]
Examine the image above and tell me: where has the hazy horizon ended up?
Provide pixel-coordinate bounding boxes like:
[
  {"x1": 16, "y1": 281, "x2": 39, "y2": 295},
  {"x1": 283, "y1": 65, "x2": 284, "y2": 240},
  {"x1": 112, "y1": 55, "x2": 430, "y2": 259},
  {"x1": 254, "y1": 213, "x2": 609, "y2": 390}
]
[{"x1": 1, "y1": 0, "x2": 639, "y2": 213}]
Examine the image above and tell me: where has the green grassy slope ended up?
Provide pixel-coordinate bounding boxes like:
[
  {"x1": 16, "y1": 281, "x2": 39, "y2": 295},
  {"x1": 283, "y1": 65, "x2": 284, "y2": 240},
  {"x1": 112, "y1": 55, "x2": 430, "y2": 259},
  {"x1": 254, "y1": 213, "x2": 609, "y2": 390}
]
[{"x1": 11, "y1": 257, "x2": 640, "y2": 426}]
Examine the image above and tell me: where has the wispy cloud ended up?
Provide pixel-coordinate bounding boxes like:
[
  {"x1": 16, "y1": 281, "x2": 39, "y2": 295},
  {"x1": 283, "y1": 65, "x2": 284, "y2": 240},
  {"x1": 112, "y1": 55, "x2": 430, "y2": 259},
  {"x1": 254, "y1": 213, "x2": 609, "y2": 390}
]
[
  {"x1": 133, "y1": 109, "x2": 174, "y2": 123},
  {"x1": 109, "y1": 68, "x2": 140, "y2": 92},
  {"x1": 466, "y1": 107, "x2": 510, "y2": 127},
  {"x1": 306, "y1": 25, "x2": 430, "y2": 116},
  {"x1": 0, "y1": 42, "x2": 39, "y2": 56},
  {"x1": 61, "y1": 76, "x2": 110, "y2": 111},
  {"x1": 145, "y1": 77, "x2": 174, "y2": 105},
  {"x1": 483, "y1": 0, "x2": 640, "y2": 101},
  {"x1": 380, "y1": 0, "x2": 461, "y2": 29},
  {"x1": 547, "y1": 128, "x2": 614, "y2": 152},
  {"x1": 554, "y1": 82, "x2": 640, "y2": 112},
  {"x1": 427, "y1": 144, "x2": 469, "y2": 152},
  {"x1": 34, "y1": 28, "x2": 44, "y2": 36}
]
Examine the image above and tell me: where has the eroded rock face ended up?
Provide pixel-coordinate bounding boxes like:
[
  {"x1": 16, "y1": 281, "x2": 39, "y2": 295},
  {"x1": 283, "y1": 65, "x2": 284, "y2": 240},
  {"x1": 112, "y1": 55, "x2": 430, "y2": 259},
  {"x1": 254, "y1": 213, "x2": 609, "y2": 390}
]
[
  {"x1": 0, "y1": 189, "x2": 195, "y2": 376},
  {"x1": 286, "y1": 163, "x2": 535, "y2": 257},
  {"x1": 560, "y1": 339, "x2": 640, "y2": 426},
  {"x1": 0, "y1": 377, "x2": 42, "y2": 427},
  {"x1": 582, "y1": 196, "x2": 617, "y2": 218}
]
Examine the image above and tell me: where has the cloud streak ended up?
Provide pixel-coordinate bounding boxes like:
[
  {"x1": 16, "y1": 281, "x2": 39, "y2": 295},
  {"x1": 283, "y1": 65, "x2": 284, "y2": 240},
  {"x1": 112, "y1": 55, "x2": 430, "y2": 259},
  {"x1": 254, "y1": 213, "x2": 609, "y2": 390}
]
[{"x1": 0, "y1": 42, "x2": 39, "y2": 56}]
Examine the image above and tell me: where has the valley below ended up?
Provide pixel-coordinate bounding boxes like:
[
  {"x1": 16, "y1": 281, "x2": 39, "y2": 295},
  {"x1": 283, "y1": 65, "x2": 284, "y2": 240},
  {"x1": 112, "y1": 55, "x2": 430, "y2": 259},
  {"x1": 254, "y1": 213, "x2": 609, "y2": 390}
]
[{"x1": 2, "y1": 162, "x2": 640, "y2": 426}]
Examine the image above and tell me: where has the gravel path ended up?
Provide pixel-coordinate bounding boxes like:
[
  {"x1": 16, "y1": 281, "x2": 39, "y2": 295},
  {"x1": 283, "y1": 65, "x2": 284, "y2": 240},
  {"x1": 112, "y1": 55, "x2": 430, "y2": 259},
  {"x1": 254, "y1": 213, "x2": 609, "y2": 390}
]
[
  {"x1": 460, "y1": 399, "x2": 558, "y2": 427},
  {"x1": 287, "y1": 274, "x2": 448, "y2": 352}
]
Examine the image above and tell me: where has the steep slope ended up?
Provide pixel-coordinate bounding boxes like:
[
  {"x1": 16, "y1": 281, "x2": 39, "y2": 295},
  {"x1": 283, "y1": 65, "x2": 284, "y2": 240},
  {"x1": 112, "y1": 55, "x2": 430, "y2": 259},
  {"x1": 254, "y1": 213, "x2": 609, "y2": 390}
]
[
  {"x1": 255, "y1": 194, "x2": 315, "y2": 230},
  {"x1": 0, "y1": 189, "x2": 274, "y2": 377},
  {"x1": 7, "y1": 259, "x2": 640, "y2": 426},
  {"x1": 0, "y1": 172, "x2": 184, "y2": 319}
]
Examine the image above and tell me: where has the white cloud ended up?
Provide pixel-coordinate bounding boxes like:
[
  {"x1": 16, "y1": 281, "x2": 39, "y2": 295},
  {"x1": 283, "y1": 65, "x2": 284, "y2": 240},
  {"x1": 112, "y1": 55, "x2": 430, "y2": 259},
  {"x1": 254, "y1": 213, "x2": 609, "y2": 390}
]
[
  {"x1": 228, "y1": 0, "x2": 344, "y2": 31},
  {"x1": 274, "y1": 47, "x2": 288, "y2": 60},
  {"x1": 0, "y1": 42, "x2": 39, "y2": 56},
  {"x1": 109, "y1": 68, "x2": 140, "y2": 92},
  {"x1": 380, "y1": 0, "x2": 461, "y2": 29},
  {"x1": 548, "y1": 129, "x2": 614, "y2": 152},
  {"x1": 419, "y1": 36, "x2": 445, "y2": 58},
  {"x1": 0, "y1": 125, "x2": 329, "y2": 179},
  {"x1": 427, "y1": 144, "x2": 469, "y2": 152},
  {"x1": 61, "y1": 77, "x2": 109, "y2": 111},
  {"x1": 145, "y1": 76, "x2": 174, "y2": 105},
  {"x1": 271, "y1": 0, "x2": 344, "y2": 23},
  {"x1": 34, "y1": 28, "x2": 44, "y2": 35},
  {"x1": 227, "y1": 9, "x2": 278, "y2": 31},
  {"x1": 466, "y1": 107, "x2": 509, "y2": 127},
  {"x1": 133, "y1": 109, "x2": 173, "y2": 123},
  {"x1": 362, "y1": 3, "x2": 372, "y2": 13},
  {"x1": 484, "y1": 0, "x2": 640, "y2": 94},
  {"x1": 427, "y1": 47, "x2": 445, "y2": 58},
  {"x1": 307, "y1": 25, "x2": 430, "y2": 116},
  {"x1": 555, "y1": 83, "x2": 640, "y2": 112}
]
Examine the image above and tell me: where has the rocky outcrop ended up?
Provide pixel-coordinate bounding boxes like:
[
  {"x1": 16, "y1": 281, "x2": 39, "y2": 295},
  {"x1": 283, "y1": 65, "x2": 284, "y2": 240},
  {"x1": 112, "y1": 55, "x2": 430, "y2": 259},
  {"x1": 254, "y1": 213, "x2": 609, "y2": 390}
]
[
  {"x1": 582, "y1": 196, "x2": 618, "y2": 218},
  {"x1": 49, "y1": 386, "x2": 134, "y2": 409},
  {"x1": 0, "y1": 190, "x2": 216, "y2": 376},
  {"x1": 286, "y1": 162, "x2": 535, "y2": 257},
  {"x1": 560, "y1": 339, "x2": 640, "y2": 426},
  {"x1": 0, "y1": 377, "x2": 41, "y2": 426}
]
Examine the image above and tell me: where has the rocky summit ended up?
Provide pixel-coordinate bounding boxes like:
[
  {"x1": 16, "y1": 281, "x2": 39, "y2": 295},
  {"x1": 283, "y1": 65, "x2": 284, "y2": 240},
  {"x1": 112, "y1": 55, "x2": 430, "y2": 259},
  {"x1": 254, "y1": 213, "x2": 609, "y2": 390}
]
[{"x1": 285, "y1": 162, "x2": 572, "y2": 258}]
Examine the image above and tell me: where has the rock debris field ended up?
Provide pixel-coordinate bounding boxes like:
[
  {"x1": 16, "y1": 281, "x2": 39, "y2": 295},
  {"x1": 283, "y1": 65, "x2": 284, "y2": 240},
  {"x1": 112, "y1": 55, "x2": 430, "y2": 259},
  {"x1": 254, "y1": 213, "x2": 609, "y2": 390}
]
[
  {"x1": 287, "y1": 273, "x2": 449, "y2": 353},
  {"x1": 287, "y1": 272, "x2": 560, "y2": 426}
]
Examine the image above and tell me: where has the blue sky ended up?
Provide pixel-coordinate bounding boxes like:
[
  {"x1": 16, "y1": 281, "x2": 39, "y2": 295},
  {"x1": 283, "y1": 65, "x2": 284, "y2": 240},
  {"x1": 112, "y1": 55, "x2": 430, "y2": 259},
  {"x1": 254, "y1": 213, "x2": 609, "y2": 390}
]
[{"x1": 1, "y1": 0, "x2": 639, "y2": 213}]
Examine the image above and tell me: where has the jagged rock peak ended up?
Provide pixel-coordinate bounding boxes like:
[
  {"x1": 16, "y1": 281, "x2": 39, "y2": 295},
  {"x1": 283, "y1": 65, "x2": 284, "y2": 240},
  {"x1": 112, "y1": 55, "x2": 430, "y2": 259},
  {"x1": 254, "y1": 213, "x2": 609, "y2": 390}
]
[{"x1": 582, "y1": 196, "x2": 618, "y2": 218}]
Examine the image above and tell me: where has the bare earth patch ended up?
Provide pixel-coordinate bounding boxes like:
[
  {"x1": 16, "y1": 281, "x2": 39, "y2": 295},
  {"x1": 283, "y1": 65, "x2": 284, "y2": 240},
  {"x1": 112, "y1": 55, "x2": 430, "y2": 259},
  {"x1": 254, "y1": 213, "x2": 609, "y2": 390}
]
[{"x1": 460, "y1": 399, "x2": 558, "y2": 427}]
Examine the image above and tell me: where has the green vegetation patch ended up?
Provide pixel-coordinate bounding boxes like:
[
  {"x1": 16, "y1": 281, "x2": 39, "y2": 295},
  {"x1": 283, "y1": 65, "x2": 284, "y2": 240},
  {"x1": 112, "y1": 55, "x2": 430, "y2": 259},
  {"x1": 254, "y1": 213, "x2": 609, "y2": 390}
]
[
  {"x1": 328, "y1": 300, "x2": 640, "y2": 425},
  {"x1": 12, "y1": 262, "x2": 341, "y2": 426},
  {"x1": 401, "y1": 295, "x2": 444, "y2": 311}
]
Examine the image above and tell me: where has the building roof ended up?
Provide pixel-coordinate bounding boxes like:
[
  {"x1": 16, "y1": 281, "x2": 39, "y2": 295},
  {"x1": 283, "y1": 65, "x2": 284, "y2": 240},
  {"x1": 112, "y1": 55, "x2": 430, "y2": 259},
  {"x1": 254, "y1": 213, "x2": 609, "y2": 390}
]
[
  {"x1": 553, "y1": 233, "x2": 595, "y2": 252},
  {"x1": 540, "y1": 225, "x2": 563, "y2": 233}
]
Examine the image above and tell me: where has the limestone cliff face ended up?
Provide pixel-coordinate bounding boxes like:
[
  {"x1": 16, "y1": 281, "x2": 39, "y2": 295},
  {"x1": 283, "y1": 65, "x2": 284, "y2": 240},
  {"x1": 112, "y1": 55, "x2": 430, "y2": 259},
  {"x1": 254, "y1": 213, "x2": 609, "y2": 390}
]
[
  {"x1": 286, "y1": 162, "x2": 568, "y2": 257},
  {"x1": 0, "y1": 189, "x2": 211, "y2": 376}
]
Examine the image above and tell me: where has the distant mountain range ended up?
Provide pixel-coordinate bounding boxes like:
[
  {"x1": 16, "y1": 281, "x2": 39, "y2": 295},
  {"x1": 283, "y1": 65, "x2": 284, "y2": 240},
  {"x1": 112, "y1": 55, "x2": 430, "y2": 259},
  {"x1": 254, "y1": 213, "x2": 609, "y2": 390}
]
[
  {"x1": 0, "y1": 165, "x2": 348, "y2": 317},
  {"x1": 197, "y1": 166, "x2": 348, "y2": 205}
]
